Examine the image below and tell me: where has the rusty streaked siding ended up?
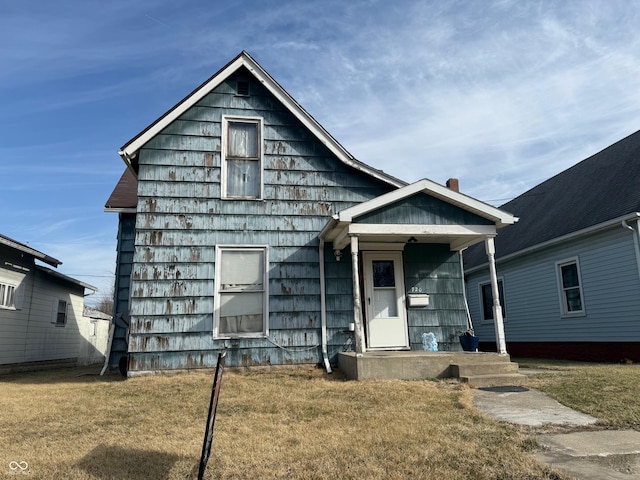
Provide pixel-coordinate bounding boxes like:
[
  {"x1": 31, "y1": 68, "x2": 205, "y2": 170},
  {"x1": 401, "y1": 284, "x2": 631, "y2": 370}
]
[{"x1": 127, "y1": 70, "x2": 393, "y2": 372}]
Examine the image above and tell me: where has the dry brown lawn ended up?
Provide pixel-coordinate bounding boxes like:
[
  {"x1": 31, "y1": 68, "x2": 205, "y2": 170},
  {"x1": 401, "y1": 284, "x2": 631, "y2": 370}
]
[{"x1": 0, "y1": 364, "x2": 568, "y2": 479}]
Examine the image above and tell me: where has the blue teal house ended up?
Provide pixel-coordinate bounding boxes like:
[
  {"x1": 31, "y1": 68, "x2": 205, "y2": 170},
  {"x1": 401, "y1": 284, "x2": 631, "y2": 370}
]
[
  {"x1": 464, "y1": 130, "x2": 640, "y2": 362},
  {"x1": 105, "y1": 52, "x2": 516, "y2": 376}
]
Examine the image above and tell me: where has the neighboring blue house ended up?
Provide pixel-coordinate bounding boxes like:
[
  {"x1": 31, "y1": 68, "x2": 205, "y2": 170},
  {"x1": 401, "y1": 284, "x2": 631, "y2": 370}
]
[
  {"x1": 105, "y1": 51, "x2": 516, "y2": 376},
  {"x1": 464, "y1": 130, "x2": 640, "y2": 362}
]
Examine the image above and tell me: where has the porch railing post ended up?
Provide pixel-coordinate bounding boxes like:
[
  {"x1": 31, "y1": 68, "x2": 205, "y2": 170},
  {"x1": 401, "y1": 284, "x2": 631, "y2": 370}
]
[
  {"x1": 485, "y1": 237, "x2": 507, "y2": 355},
  {"x1": 350, "y1": 235, "x2": 366, "y2": 354}
]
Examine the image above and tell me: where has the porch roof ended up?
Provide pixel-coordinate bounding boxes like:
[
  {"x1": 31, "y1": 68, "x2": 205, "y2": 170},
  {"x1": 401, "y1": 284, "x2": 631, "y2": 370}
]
[{"x1": 320, "y1": 179, "x2": 518, "y2": 252}]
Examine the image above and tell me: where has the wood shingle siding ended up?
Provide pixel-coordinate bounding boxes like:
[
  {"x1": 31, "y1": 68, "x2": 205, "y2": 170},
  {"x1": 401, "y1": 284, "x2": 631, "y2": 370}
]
[{"x1": 126, "y1": 70, "x2": 392, "y2": 371}]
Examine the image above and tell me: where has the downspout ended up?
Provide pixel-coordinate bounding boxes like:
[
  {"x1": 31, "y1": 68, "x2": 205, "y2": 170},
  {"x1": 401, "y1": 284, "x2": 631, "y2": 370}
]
[
  {"x1": 621, "y1": 216, "x2": 640, "y2": 281},
  {"x1": 459, "y1": 251, "x2": 473, "y2": 332},
  {"x1": 318, "y1": 237, "x2": 333, "y2": 373}
]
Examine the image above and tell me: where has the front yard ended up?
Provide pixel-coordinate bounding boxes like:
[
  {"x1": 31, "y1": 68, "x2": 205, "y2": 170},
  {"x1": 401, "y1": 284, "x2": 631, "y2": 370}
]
[{"x1": 2, "y1": 359, "x2": 638, "y2": 479}]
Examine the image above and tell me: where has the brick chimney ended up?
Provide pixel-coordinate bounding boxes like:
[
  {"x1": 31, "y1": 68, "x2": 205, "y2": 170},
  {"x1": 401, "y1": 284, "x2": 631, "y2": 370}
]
[{"x1": 446, "y1": 178, "x2": 459, "y2": 192}]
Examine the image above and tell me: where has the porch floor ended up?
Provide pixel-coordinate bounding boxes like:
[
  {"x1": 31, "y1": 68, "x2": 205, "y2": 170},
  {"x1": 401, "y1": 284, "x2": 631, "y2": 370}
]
[{"x1": 338, "y1": 350, "x2": 524, "y2": 385}]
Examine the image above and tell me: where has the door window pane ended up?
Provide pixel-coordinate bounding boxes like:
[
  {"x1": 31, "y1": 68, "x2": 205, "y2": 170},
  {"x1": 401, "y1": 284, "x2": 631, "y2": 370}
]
[
  {"x1": 373, "y1": 289, "x2": 397, "y2": 318},
  {"x1": 373, "y1": 261, "x2": 395, "y2": 288}
]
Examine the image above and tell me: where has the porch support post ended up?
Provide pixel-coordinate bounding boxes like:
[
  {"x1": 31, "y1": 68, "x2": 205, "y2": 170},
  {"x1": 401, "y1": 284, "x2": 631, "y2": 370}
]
[
  {"x1": 485, "y1": 237, "x2": 507, "y2": 355},
  {"x1": 350, "y1": 235, "x2": 366, "y2": 354}
]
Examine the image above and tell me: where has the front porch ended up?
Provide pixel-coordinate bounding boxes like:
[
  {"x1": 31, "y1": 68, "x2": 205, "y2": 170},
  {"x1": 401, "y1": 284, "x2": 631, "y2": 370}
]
[{"x1": 338, "y1": 351, "x2": 526, "y2": 387}]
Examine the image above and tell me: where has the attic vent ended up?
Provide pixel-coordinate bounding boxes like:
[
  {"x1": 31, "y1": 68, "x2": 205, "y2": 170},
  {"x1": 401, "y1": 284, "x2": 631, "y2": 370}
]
[{"x1": 236, "y1": 80, "x2": 250, "y2": 96}]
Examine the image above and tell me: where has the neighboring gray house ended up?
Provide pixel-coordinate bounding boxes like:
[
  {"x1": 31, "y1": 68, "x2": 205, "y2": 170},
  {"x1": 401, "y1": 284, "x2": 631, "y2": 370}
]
[
  {"x1": 0, "y1": 233, "x2": 98, "y2": 372},
  {"x1": 105, "y1": 51, "x2": 516, "y2": 376},
  {"x1": 464, "y1": 130, "x2": 640, "y2": 362}
]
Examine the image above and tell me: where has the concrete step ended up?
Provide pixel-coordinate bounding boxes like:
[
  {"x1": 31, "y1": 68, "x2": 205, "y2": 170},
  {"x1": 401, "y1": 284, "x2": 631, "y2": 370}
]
[
  {"x1": 459, "y1": 373, "x2": 528, "y2": 388},
  {"x1": 451, "y1": 361, "x2": 521, "y2": 377}
]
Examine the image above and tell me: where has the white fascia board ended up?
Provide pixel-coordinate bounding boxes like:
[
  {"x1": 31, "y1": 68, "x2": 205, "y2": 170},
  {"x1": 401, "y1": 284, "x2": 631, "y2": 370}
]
[
  {"x1": 119, "y1": 55, "x2": 248, "y2": 162},
  {"x1": 118, "y1": 52, "x2": 405, "y2": 189},
  {"x1": 337, "y1": 178, "x2": 517, "y2": 227},
  {"x1": 465, "y1": 211, "x2": 640, "y2": 274},
  {"x1": 104, "y1": 207, "x2": 137, "y2": 214},
  {"x1": 347, "y1": 223, "x2": 497, "y2": 237}
]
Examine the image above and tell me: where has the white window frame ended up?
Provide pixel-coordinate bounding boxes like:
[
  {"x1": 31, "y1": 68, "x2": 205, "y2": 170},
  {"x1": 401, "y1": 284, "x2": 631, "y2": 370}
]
[
  {"x1": 214, "y1": 245, "x2": 269, "y2": 338},
  {"x1": 0, "y1": 282, "x2": 17, "y2": 309},
  {"x1": 556, "y1": 257, "x2": 586, "y2": 317},
  {"x1": 221, "y1": 115, "x2": 264, "y2": 200},
  {"x1": 52, "y1": 298, "x2": 68, "y2": 326},
  {"x1": 478, "y1": 277, "x2": 506, "y2": 323}
]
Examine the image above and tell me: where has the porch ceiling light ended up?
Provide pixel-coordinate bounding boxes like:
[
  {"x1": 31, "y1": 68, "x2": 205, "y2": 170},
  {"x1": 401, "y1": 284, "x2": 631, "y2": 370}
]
[{"x1": 334, "y1": 249, "x2": 343, "y2": 261}]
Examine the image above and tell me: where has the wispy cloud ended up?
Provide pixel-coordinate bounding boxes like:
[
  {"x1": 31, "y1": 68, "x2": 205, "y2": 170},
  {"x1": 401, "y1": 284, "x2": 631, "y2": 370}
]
[{"x1": 3, "y1": 0, "x2": 640, "y2": 305}]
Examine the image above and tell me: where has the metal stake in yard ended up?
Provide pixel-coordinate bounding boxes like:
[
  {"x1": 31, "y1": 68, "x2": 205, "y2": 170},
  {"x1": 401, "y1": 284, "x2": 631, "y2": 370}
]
[{"x1": 197, "y1": 350, "x2": 227, "y2": 480}]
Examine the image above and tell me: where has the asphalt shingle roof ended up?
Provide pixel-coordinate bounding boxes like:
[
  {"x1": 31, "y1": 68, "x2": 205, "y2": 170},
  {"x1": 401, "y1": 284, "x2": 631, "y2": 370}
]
[{"x1": 464, "y1": 129, "x2": 640, "y2": 269}]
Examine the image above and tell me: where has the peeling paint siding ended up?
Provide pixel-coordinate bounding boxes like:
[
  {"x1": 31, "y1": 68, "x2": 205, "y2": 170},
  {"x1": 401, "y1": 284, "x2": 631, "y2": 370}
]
[
  {"x1": 131, "y1": 315, "x2": 213, "y2": 334},
  {"x1": 356, "y1": 194, "x2": 494, "y2": 226},
  {"x1": 403, "y1": 244, "x2": 467, "y2": 351},
  {"x1": 135, "y1": 230, "x2": 323, "y2": 247},
  {"x1": 126, "y1": 73, "x2": 393, "y2": 371}
]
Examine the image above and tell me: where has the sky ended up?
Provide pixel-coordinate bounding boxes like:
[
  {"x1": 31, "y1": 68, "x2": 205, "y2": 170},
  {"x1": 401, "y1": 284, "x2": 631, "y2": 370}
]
[{"x1": 2, "y1": 0, "x2": 640, "y2": 307}]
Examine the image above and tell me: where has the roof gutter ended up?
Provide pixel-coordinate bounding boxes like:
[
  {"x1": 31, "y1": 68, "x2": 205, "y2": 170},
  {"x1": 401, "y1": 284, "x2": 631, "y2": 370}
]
[{"x1": 465, "y1": 212, "x2": 640, "y2": 275}]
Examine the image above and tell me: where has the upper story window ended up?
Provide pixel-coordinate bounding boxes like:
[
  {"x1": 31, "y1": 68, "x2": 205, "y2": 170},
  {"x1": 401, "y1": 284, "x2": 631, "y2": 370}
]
[
  {"x1": 222, "y1": 116, "x2": 263, "y2": 199},
  {"x1": 0, "y1": 282, "x2": 16, "y2": 309},
  {"x1": 556, "y1": 258, "x2": 585, "y2": 316},
  {"x1": 479, "y1": 278, "x2": 505, "y2": 322}
]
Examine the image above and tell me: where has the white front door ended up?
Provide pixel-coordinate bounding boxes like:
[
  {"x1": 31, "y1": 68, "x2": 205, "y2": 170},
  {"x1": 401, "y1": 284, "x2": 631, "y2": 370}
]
[{"x1": 363, "y1": 252, "x2": 409, "y2": 349}]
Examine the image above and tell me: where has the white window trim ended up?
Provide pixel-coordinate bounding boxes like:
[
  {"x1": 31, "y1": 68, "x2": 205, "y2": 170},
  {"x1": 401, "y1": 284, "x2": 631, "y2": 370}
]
[
  {"x1": 555, "y1": 257, "x2": 586, "y2": 317},
  {"x1": 478, "y1": 277, "x2": 506, "y2": 324},
  {"x1": 221, "y1": 115, "x2": 264, "y2": 200},
  {"x1": 213, "y1": 245, "x2": 269, "y2": 338},
  {"x1": 0, "y1": 281, "x2": 17, "y2": 310}
]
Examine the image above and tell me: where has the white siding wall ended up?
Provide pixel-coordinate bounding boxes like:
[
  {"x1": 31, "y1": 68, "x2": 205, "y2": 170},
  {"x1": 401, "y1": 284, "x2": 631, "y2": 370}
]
[
  {"x1": 0, "y1": 267, "x2": 84, "y2": 365},
  {"x1": 0, "y1": 267, "x2": 29, "y2": 364},
  {"x1": 466, "y1": 226, "x2": 640, "y2": 343}
]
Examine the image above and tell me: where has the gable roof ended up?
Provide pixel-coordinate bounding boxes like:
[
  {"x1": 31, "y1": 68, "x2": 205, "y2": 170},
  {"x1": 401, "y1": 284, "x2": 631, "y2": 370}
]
[
  {"x1": 334, "y1": 178, "x2": 517, "y2": 226},
  {"x1": 321, "y1": 179, "x2": 517, "y2": 251},
  {"x1": 464, "y1": 128, "x2": 640, "y2": 270},
  {"x1": 118, "y1": 51, "x2": 405, "y2": 189}
]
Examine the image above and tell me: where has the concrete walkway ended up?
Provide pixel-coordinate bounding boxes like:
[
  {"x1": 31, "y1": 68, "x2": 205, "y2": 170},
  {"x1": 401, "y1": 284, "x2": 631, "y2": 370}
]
[{"x1": 473, "y1": 385, "x2": 640, "y2": 479}]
